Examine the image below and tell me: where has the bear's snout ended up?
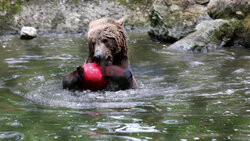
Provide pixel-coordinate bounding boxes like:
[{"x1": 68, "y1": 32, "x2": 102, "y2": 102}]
[
  {"x1": 93, "y1": 44, "x2": 106, "y2": 60},
  {"x1": 93, "y1": 51, "x2": 103, "y2": 60}
]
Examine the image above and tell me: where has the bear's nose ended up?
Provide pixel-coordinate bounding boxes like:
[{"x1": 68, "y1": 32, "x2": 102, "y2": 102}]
[
  {"x1": 94, "y1": 47, "x2": 105, "y2": 61},
  {"x1": 93, "y1": 54, "x2": 101, "y2": 60}
]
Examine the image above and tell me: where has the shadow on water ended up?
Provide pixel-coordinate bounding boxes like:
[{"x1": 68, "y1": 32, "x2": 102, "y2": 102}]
[{"x1": 0, "y1": 32, "x2": 249, "y2": 140}]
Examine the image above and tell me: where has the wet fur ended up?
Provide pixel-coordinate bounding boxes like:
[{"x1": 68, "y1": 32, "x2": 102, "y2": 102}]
[
  {"x1": 63, "y1": 18, "x2": 136, "y2": 91},
  {"x1": 87, "y1": 18, "x2": 128, "y2": 66}
]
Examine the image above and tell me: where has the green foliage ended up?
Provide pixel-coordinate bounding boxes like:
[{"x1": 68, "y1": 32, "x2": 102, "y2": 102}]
[
  {"x1": 0, "y1": 0, "x2": 28, "y2": 34},
  {"x1": 0, "y1": 0, "x2": 27, "y2": 14}
]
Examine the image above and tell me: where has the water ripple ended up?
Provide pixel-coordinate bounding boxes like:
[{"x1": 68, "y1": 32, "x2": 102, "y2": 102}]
[
  {"x1": 115, "y1": 123, "x2": 159, "y2": 133},
  {"x1": 0, "y1": 131, "x2": 24, "y2": 140},
  {"x1": 232, "y1": 68, "x2": 245, "y2": 74}
]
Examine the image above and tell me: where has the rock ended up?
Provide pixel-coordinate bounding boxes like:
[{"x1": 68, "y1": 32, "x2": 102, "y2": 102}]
[
  {"x1": 0, "y1": 0, "x2": 152, "y2": 35},
  {"x1": 233, "y1": 15, "x2": 250, "y2": 48},
  {"x1": 207, "y1": 0, "x2": 249, "y2": 19},
  {"x1": 20, "y1": 26, "x2": 37, "y2": 39},
  {"x1": 206, "y1": 0, "x2": 250, "y2": 48},
  {"x1": 195, "y1": 0, "x2": 210, "y2": 5},
  {"x1": 168, "y1": 19, "x2": 234, "y2": 52},
  {"x1": 148, "y1": 0, "x2": 210, "y2": 42},
  {"x1": 245, "y1": 16, "x2": 250, "y2": 47}
]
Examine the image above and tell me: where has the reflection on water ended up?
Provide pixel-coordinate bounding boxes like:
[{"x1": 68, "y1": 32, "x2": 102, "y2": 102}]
[{"x1": 0, "y1": 33, "x2": 249, "y2": 140}]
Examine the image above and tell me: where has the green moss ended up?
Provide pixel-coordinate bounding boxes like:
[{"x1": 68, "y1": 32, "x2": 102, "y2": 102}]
[
  {"x1": 243, "y1": 15, "x2": 250, "y2": 47},
  {"x1": 0, "y1": 0, "x2": 28, "y2": 34},
  {"x1": 208, "y1": 2, "x2": 249, "y2": 20},
  {"x1": 228, "y1": 16, "x2": 250, "y2": 47},
  {"x1": 243, "y1": 15, "x2": 250, "y2": 30},
  {"x1": 0, "y1": 0, "x2": 27, "y2": 14},
  {"x1": 149, "y1": 8, "x2": 163, "y2": 27},
  {"x1": 213, "y1": 22, "x2": 233, "y2": 43}
]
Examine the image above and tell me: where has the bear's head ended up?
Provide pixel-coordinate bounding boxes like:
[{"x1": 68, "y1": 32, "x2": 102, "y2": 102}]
[{"x1": 87, "y1": 18, "x2": 128, "y2": 66}]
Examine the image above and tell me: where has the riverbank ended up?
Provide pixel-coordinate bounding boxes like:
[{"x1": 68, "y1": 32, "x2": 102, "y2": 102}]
[
  {"x1": 149, "y1": 0, "x2": 250, "y2": 51},
  {"x1": 0, "y1": 0, "x2": 249, "y2": 51},
  {"x1": 0, "y1": 0, "x2": 152, "y2": 35}
]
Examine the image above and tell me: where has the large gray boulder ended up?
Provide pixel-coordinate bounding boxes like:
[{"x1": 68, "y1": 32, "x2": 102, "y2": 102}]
[
  {"x1": 148, "y1": 0, "x2": 210, "y2": 41},
  {"x1": 168, "y1": 19, "x2": 234, "y2": 52}
]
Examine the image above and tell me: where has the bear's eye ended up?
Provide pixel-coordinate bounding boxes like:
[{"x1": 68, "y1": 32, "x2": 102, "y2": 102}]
[{"x1": 102, "y1": 39, "x2": 108, "y2": 44}]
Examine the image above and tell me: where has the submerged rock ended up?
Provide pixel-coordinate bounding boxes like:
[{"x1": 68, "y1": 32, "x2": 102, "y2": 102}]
[
  {"x1": 148, "y1": 0, "x2": 210, "y2": 41},
  {"x1": 168, "y1": 19, "x2": 234, "y2": 52},
  {"x1": 20, "y1": 26, "x2": 37, "y2": 39}
]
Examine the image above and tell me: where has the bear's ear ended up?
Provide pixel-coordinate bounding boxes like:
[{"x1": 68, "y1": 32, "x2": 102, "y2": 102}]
[{"x1": 117, "y1": 18, "x2": 124, "y2": 27}]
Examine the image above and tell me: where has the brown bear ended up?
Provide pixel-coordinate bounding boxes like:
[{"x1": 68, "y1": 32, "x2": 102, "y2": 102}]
[{"x1": 62, "y1": 18, "x2": 137, "y2": 91}]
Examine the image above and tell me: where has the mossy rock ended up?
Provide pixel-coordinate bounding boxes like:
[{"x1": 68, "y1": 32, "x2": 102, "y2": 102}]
[
  {"x1": 243, "y1": 15, "x2": 250, "y2": 47},
  {"x1": 207, "y1": 0, "x2": 250, "y2": 19},
  {"x1": 232, "y1": 15, "x2": 250, "y2": 47},
  {"x1": 148, "y1": 0, "x2": 209, "y2": 42},
  {"x1": 168, "y1": 19, "x2": 235, "y2": 52}
]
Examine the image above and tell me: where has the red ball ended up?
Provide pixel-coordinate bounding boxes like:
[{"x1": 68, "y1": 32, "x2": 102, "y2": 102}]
[{"x1": 82, "y1": 63, "x2": 108, "y2": 91}]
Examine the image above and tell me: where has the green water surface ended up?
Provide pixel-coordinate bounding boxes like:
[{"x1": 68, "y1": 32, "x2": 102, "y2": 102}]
[{"x1": 0, "y1": 33, "x2": 249, "y2": 141}]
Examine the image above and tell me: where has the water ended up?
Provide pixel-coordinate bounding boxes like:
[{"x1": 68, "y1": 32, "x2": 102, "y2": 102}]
[{"x1": 0, "y1": 32, "x2": 249, "y2": 140}]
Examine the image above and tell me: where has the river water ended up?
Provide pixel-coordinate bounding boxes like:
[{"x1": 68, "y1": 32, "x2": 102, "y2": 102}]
[{"x1": 0, "y1": 32, "x2": 249, "y2": 140}]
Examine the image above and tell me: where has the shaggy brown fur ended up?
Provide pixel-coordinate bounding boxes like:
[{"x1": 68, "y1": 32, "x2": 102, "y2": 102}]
[
  {"x1": 86, "y1": 18, "x2": 128, "y2": 67},
  {"x1": 63, "y1": 18, "x2": 137, "y2": 91}
]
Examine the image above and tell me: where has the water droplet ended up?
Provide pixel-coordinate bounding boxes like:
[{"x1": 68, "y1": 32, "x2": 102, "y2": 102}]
[
  {"x1": 189, "y1": 61, "x2": 204, "y2": 67},
  {"x1": 225, "y1": 89, "x2": 235, "y2": 94},
  {"x1": 163, "y1": 120, "x2": 180, "y2": 124},
  {"x1": 90, "y1": 128, "x2": 97, "y2": 131},
  {"x1": 209, "y1": 119, "x2": 214, "y2": 123},
  {"x1": 232, "y1": 68, "x2": 245, "y2": 74},
  {"x1": 78, "y1": 135, "x2": 82, "y2": 138},
  {"x1": 223, "y1": 111, "x2": 234, "y2": 115},
  {"x1": 54, "y1": 136, "x2": 59, "y2": 139},
  {"x1": 167, "y1": 107, "x2": 172, "y2": 111},
  {"x1": 234, "y1": 128, "x2": 239, "y2": 131},
  {"x1": 194, "y1": 137, "x2": 200, "y2": 140}
]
